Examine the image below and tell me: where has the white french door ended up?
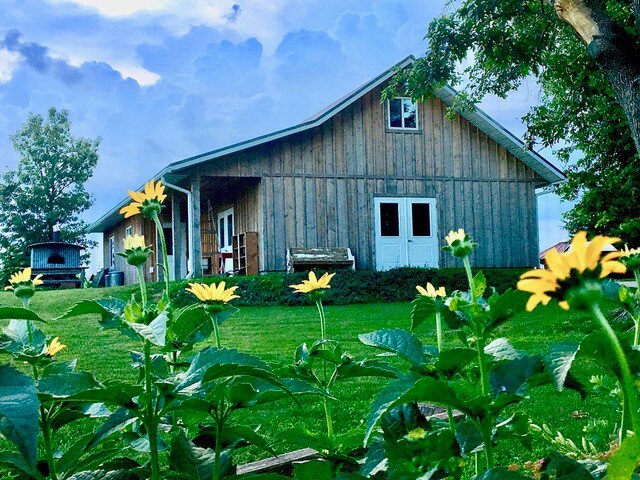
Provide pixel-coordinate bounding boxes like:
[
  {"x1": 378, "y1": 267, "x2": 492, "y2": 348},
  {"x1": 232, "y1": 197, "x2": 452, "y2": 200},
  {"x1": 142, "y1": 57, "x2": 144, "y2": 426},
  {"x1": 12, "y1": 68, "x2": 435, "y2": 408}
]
[
  {"x1": 374, "y1": 197, "x2": 438, "y2": 270},
  {"x1": 217, "y1": 208, "x2": 234, "y2": 272}
]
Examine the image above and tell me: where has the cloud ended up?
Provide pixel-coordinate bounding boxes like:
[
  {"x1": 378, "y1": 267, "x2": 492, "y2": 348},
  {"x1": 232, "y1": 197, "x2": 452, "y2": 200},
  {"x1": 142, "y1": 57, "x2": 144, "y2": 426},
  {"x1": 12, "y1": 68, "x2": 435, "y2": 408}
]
[
  {"x1": 1, "y1": 29, "x2": 82, "y2": 84},
  {"x1": 0, "y1": 49, "x2": 20, "y2": 83}
]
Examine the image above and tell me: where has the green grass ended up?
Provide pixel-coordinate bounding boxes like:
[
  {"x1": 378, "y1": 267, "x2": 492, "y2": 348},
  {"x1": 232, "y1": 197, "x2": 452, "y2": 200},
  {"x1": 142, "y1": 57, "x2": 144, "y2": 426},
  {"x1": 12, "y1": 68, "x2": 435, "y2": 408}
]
[{"x1": 0, "y1": 287, "x2": 624, "y2": 474}]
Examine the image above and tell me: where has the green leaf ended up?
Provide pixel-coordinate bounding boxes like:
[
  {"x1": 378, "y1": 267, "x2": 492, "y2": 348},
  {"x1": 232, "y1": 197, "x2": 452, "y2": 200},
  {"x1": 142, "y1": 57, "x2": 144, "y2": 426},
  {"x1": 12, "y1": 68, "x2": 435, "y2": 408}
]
[
  {"x1": 455, "y1": 419, "x2": 483, "y2": 457},
  {"x1": 473, "y1": 271, "x2": 487, "y2": 299},
  {"x1": 276, "y1": 426, "x2": 334, "y2": 453},
  {"x1": 170, "y1": 305, "x2": 214, "y2": 344},
  {"x1": 0, "y1": 319, "x2": 47, "y2": 355},
  {"x1": 0, "y1": 365, "x2": 40, "y2": 469},
  {"x1": 37, "y1": 367, "x2": 103, "y2": 398},
  {"x1": 225, "y1": 425, "x2": 275, "y2": 455},
  {"x1": 486, "y1": 289, "x2": 529, "y2": 333},
  {"x1": 0, "y1": 307, "x2": 47, "y2": 322},
  {"x1": 494, "y1": 412, "x2": 531, "y2": 450},
  {"x1": 129, "y1": 311, "x2": 168, "y2": 346},
  {"x1": 57, "y1": 299, "x2": 126, "y2": 329},
  {"x1": 85, "y1": 407, "x2": 138, "y2": 451},
  {"x1": 489, "y1": 355, "x2": 543, "y2": 396},
  {"x1": 0, "y1": 451, "x2": 45, "y2": 480},
  {"x1": 335, "y1": 358, "x2": 398, "y2": 380},
  {"x1": 365, "y1": 375, "x2": 470, "y2": 444},
  {"x1": 68, "y1": 469, "x2": 144, "y2": 480},
  {"x1": 608, "y1": 435, "x2": 640, "y2": 480},
  {"x1": 434, "y1": 348, "x2": 477, "y2": 378},
  {"x1": 359, "y1": 329, "x2": 425, "y2": 367},
  {"x1": 293, "y1": 459, "x2": 334, "y2": 480},
  {"x1": 541, "y1": 452, "x2": 596, "y2": 479},
  {"x1": 485, "y1": 338, "x2": 522, "y2": 361},
  {"x1": 545, "y1": 341, "x2": 580, "y2": 392},
  {"x1": 169, "y1": 431, "x2": 215, "y2": 480}
]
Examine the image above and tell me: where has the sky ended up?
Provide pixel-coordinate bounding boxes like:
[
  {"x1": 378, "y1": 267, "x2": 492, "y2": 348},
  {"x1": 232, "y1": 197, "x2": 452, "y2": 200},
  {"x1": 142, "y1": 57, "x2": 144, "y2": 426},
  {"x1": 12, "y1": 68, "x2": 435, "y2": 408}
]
[{"x1": 0, "y1": 0, "x2": 570, "y2": 269}]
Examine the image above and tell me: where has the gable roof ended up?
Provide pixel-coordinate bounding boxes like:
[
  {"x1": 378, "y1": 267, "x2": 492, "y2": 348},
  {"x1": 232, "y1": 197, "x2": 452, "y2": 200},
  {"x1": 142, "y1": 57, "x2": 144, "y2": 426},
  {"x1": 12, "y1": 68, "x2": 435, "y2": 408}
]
[{"x1": 89, "y1": 55, "x2": 565, "y2": 233}]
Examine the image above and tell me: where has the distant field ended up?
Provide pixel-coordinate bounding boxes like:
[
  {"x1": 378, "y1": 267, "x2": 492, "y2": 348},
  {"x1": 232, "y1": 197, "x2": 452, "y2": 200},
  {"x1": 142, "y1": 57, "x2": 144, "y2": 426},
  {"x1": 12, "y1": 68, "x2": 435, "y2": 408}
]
[{"x1": 0, "y1": 286, "x2": 621, "y2": 471}]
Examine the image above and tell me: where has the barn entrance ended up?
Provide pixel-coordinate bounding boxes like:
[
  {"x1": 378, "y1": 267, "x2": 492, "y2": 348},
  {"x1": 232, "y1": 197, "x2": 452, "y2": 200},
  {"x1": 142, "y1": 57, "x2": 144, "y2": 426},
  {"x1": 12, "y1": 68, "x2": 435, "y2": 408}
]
[{"x1": 373, "y1": 197, "x2": 439, "y2": 270}]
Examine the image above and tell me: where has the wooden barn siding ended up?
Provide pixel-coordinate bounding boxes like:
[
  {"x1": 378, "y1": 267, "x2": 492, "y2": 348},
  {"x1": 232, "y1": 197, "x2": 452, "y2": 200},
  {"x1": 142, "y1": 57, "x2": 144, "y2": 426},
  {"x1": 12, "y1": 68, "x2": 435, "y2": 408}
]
[
  {"x1": 103, "y1": 215, "x2": 156, "y2": 283},
  {"x1": 186, "y1": 87, "x2": 541, "y2": 271}
]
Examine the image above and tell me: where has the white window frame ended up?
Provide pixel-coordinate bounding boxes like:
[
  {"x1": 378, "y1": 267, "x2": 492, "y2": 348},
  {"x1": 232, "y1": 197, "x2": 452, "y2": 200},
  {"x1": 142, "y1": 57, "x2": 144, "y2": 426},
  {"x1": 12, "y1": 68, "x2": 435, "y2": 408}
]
[
  {"x1": 109, "y1": 236, "x2": 115, "y2": 269},
  {"x1": 387, "y1": 97, "x2": 419, "y2": 131},
  {"x1": 125, "y1": 226, "x2": 132, "y2": 237}
]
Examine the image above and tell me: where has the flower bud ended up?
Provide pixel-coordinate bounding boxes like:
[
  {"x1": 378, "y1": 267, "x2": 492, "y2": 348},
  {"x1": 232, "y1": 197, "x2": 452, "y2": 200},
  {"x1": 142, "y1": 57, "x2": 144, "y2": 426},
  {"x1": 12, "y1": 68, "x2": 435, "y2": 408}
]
[
  {"x1": 117, "y1": 234, "x2": 153, "y2": 267},
  {"x1": 442, "y1": 228, "x2": 478, "y2": 258}
]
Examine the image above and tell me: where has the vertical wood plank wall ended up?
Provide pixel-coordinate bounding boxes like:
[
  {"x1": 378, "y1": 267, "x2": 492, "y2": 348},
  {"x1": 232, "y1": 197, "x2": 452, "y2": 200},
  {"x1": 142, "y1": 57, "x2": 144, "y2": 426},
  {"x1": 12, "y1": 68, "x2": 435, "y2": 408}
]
[
  {"x1": 180, "y1": 86, "x2": 543, "y2": 271},
  {"x1": 103, "y1": 214, "x2": 157, "y2": 283}
]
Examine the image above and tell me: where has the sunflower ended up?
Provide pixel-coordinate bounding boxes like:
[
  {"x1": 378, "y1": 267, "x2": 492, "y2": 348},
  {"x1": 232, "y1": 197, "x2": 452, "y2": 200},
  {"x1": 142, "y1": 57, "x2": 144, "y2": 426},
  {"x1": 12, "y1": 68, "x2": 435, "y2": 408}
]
[
  {"x1": 45, "y1": 337, "x2": 66, "y2": 356},
  {"x1": 117, "y1": 234, "x2": 153, "y2": 267},
  {"x1": 119, "y1": 180, "x2": 167, "y2": 219},
  {"x1": 186, "y1": 281, "x2": 240, "y2": 304},
  {"x1": 442, "y1": 228, "x2": 478, "y2": 258},
  {"x1": 620, "y1": 245, "x2": 640, "y2": 271},
  {"x1": 416, "y1": 282, "x2": 446, "y2": 298},
  {"x1": 290, "y1": 271, "x2": 335, "y2": 294},
  {"x1": 4, "y1": 267, "x2": 43, "y2": 300},
  {"x1": 518, "y1": 232, "x2": 625, "y2": 311}
]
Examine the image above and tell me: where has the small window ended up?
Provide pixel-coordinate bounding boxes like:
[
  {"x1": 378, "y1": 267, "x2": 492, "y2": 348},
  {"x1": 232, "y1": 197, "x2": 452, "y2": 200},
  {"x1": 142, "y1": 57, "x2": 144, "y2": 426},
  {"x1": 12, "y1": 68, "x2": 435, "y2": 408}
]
[
  {"x1": 388, "y1": 98, "x2": 418, "y2": 130},
  {"x1": 48, "y1": 253, "x2": 65, "y2": 265},
  {"x1": 219, "y1": 218, "x2": 225, "y2": 250},
  {"x1": 125, "y1": 226, "x2": 132, "y2": 237},
  {"x1": 411, "y1": 203, "x2": 431, "y2": 236},
  {"x1": 163, "y1": 227, "x2": 173, "y2": 255},
  {"x1": 380, "y1": 203, "x2": 400, "y2": 237},
  {"x1": 227, "y1": 214, "x2": 233, "y2": 248}
]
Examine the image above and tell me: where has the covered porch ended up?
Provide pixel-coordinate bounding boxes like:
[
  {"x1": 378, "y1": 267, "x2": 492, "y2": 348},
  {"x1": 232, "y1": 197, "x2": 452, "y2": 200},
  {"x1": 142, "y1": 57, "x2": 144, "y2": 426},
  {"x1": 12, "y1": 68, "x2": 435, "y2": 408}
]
[{"x1": 163, "y1": 175, "x2": 262, "y2": 281}]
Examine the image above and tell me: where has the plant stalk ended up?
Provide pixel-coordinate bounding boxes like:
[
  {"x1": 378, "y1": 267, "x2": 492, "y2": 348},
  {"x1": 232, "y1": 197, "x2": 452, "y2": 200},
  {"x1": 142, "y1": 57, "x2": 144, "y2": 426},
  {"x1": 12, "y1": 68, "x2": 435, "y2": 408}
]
[
  {"x1": 463, "y1": 256, "x2": 476, "y2": 301},
  {"x1": 591, "y1": 303, "x2": 640, "y2": 440},
  {"x1": 315, "y1": 298, "x2": 334, "y2": 438},
  {"x1": 143, "y1": 340, "x2": 160, "y2": 480},
  {"x1": 634, "y1": 269, "x2": 640, "y2": 346},
  {"x1": 475, "y1": 336, "x2": 490, "y2": 397},
  {"x1": 436, "y1": 312, "x2": 456, "y2": 432},
  {"x1": 40, "y1": 407, "x2": 58, "y2": 480},
  {"x1": 21, "y1": 297, "x2": 34, "y2": 345},
  {"x1": 212, "y1": 313, "x2": 222, "y2": 349},
  {"x1": 213, "y1": 406, "x2": 225, "y2": 480},
  {"x1": 151, "y1": 213, "x2": 171, "y2": 298},
  {"x1": 137, "y1": 265, "x2": 148, "y2": 308}
]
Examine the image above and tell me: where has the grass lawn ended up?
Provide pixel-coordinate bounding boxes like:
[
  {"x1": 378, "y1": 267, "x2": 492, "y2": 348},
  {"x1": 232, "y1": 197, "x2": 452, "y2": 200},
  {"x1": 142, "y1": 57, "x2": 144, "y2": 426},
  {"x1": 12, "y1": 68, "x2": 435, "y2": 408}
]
[{"x1": 0, "y1": 286, "x2": 623, "y2": 473}]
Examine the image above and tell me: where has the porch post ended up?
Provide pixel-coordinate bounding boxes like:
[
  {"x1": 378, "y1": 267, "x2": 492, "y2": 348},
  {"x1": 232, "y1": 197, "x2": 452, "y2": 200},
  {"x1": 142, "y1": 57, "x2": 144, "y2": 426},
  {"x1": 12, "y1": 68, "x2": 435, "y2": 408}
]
[
  {"x1": 171, "y1": 192, "x2": 186, "y2": 280},
  {"x1": 191, "y1": 175, "x2": 203, "y2": 277}
]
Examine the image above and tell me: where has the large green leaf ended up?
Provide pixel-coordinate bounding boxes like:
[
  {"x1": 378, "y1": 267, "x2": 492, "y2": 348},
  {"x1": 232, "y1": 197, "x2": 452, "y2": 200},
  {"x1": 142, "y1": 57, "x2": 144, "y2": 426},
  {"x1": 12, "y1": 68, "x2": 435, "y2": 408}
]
[
  {"x1": 476, "y1": 468, "x2": 531, "y2": 479},
  {"x1": 364, "y1": 375, "x2": 470, "y2": 444},
  {"x1": 335, "y1": 358, "x2": 398, "y2": 380},
  {"x1": 608, "y1": 435, "x2": 640, "y2": 480},
  {"x1": 0, "y1": 365, "x2": 40, "y2": 468},
  {"x1": 0, "y1": 451, "x2": 45, "y2": 480},
  {"x1": 0, "y1": 319, "x2": 47, "y2": 355},
  {"x1": 359, "y1": 329, "x2": 425, "y2": 367},
  {"x1": 170, "y1": 305, "x2": 213, "y2": 344},
  {"x1": 293, "y1": 460, "x2": 334, "y2": 480},
  {"x1": 485, "y1": 338, "x2": 522, "y2": 362},
  {"x1": 486, "y1": 289, "x2": 529, "y2": 334},
  {"x1": 455, "y1": 419, "x2": 483, "y2": 457},
  {"x1": 224, "y1": 425, "x2": 275, "y2": 455},
  {"x1": 37, "y1": 367, "x2": 103, "y2": 398},
  {"x1": 84, "y1": 407, "x2": 138, "y2": 452},
  {"x1": 541, "y1": 452, "x2": 596, "y2": 479},
  {"x1": 411, "y1": 296, "x2": 459, "y2": 331},
  {"x1": 68, "y1": 469, "x2": 144, "y2": 480},
  {"x1": 169, "y1": 431, "x2": 215, "y2": 480},
  {"x1": 129, "y1": 312, "x2": 168, "y2": 346},
  {"x1": 434, "y1": 348, "x2": 477, "y2": 378},
  {"x1": 489, "y1": 355, "x2": 543, "y2": 396},
  {"x1": 545, "y1": 341, "x2": 580, "y2": 392},
  {"x1": 276, "y1": 426, "x2": 334, "y2": 453},
  {"x1": 0, "y1": 307, "x2": 46, "y2": 322},
  {"x1": 57, "y1": 298, "x2": 126, "y2": 329}
]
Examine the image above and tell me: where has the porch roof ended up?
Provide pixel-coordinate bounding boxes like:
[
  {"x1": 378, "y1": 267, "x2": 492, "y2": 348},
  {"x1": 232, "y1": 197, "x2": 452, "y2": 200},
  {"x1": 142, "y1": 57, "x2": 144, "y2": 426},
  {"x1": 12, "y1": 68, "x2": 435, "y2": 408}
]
[{"x1": 89, "y1": 55, "x2": 564, "y2": 234}]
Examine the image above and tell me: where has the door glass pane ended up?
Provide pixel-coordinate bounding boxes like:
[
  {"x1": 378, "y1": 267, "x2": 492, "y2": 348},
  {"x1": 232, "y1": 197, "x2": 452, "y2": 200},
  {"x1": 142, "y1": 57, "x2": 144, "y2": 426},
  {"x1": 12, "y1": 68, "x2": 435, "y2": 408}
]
[
  {"x1": 227, "y1": 214, "x2": 233, "y2": 248},
  {"x1": 403, "y1": 99, "x2": 417, "y2": 128},
  {"x1": 389, "y1": 99, "x2": 402, "y2": 128},
  {"x1": 219, "y1": 218, "x2": 225, "y2": 250},
  {"x1": 411, "y1": 203, "x2": 431, "y2": 236},
  {"x1": 380, "y1": 203, "x2": 400, "y2": 236}
]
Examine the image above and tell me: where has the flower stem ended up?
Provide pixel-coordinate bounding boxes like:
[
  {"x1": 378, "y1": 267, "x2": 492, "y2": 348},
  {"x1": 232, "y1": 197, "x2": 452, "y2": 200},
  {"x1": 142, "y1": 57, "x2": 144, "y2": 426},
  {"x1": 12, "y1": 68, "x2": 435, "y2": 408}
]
[
  {"x1": 40, "y1": 406, "x2": 58, "y2": 480},
  {"x1": 634, "y1": 270, "x2": 640, "y2": 347},
  {"x1": 213, "y1": 405, "x2": 225, "y2": 480},
  {"x1": 463, "y1": 257, "x2": 476, "y2": 301},
  {"x1": 435, "y1": 312, "x2": 456, "y2": 431},
  {"x1": 315, "y1": 298, "x2": 333, "y2": 438},
  {"x1": 143, "y1": 340, "x2": 160, "y2": 480},
  {"x1": 212, "y1": 314, "x2": 222, "y2": 349},
  {"x1": 137, "y1": 265, "x2": 148, "y2": 308},
  {"x1": 20, "y1": 297, "x2": 34, "y2": 345},
  {"x1": 152, "y1": 213, "x2": 171, "y2": 297},
  {"x1": 475, "y1": 336, "x2": 490, "y2": 397},
  {"x1": 591, "y1": 303, "x2": 640, "y2": 440}
]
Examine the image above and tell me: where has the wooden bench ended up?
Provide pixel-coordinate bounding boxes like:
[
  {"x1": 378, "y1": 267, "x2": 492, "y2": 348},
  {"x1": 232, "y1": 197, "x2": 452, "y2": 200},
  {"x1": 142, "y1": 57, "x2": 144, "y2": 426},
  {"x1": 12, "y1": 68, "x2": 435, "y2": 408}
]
[{"x1": 286, "y1": 247, "x2": 355, "y2": 273}]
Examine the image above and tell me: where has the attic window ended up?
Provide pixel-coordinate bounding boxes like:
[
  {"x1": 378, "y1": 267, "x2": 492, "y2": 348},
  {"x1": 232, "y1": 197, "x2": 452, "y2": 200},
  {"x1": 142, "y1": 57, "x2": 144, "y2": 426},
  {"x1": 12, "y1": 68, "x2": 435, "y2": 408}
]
[{"x1": 388, "y1": 98, "x2": 418, "y2": 130}]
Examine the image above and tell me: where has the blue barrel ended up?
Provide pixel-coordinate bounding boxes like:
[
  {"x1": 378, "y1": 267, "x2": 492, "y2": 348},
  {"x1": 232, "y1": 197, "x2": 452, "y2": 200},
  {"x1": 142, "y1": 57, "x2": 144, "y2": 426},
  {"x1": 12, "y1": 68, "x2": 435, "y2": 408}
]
[{"x1": 108, "y1": 271, "x2": 124, "y2": 287}]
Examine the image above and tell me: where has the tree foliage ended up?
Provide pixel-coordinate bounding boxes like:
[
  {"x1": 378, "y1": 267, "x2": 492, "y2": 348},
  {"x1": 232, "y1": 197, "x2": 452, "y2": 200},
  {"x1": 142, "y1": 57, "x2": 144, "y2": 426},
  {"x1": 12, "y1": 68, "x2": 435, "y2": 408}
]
[
  {"x1": 387, "y1": 0, "x2": 640, "y2": 244},
  {"x1": 0, "y1": 107, "x2": 99, "y2": 279}
]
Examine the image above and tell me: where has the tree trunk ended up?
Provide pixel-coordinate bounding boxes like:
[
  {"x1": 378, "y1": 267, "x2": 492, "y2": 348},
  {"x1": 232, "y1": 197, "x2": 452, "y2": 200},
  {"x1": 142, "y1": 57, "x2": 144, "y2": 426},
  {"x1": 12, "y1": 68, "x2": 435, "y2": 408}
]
[{"x1": 553, "y1": 0, "x2": 640, "y2": 154}]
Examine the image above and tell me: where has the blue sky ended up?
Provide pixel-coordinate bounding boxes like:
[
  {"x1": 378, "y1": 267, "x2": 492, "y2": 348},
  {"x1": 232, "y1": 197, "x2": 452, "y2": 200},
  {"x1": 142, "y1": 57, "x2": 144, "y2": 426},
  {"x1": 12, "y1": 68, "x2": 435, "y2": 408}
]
[{"x1": 0, "y1": 0, "x2": 570, "y2": 258}]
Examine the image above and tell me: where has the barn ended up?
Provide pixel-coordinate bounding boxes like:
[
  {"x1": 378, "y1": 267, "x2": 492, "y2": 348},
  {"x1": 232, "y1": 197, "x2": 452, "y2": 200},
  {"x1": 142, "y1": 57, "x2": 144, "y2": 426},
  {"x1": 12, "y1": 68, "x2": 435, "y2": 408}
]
[{"x1": 89, "y1": 56, "x2": 564, "y2": 285}]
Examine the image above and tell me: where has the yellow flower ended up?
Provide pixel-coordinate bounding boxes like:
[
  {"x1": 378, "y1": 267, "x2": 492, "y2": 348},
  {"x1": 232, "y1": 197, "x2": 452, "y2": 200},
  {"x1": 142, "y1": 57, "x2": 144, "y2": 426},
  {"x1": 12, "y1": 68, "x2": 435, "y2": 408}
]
[
  {"x1": 123, "y1": 234, "x2": 147, "y2": 250},
  {"x1": 186, "y1": 281, "x2": 240, "y2": 304},
  {"x1": 45, "y1": 337, "x2": 66, "y2": 356},
  {"x1": 621, "y1": 245, "x2": 640, "y2": 257},
  {"x1": 4, "y1": 267, "x2": 43, "y2": 291},
  {"x1": 620, "y1": 245, "x2": 640, "y2": 271},
  {"x1": 416, "y1": 283, "x2": 446, "y2": 298},
  {"x1": 119, "y1": 180, "x2": 167, "y2": 219},
  {"x1": 290, "y1": 271, "x2": 335, "y2": 294},
  {"x1": 518, "y1": 231, "x2": 626, "y2": 311},
  {"x1": 445, "y1": 229, "x2": 467, "y2": 246}
]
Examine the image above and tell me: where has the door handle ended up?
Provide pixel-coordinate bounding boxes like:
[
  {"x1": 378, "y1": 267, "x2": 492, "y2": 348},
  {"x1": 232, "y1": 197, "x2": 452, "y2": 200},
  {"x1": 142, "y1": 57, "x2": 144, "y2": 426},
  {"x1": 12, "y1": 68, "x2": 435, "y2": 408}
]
[{"x1": 408, "y1": 239, "x2": 413, "y2": 243}]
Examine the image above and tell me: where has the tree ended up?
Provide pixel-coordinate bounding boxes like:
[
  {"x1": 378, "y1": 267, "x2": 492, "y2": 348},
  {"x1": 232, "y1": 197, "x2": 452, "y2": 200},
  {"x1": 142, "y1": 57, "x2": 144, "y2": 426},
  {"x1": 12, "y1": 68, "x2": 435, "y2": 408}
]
[
  {"x1": 387, "y1": 0, "x2": 640, "y2": 243},
  {"x1": 0, "y1": 107, "x2": 99, "y2": 280}
]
